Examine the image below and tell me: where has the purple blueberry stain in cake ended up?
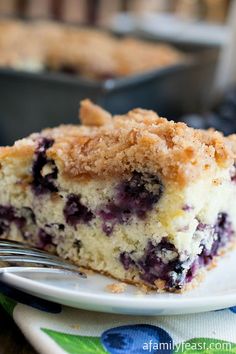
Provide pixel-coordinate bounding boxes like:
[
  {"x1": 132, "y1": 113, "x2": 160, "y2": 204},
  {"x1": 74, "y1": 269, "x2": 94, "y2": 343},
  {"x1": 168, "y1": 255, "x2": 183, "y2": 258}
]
[
  {"x1": 64, "y1": 194, "x2": 94, "y2": 227},
  {"x1": 137, "y1": 239, "x2": 184, "y2": 287},
  {"x1": 182, "y1": 204, "x2": 194, "y2": 212},
  {"x1": 118, "y1": 213, "x2": 234, "y2": 290},
  {"x1": 32, "y1": 137, "x2": 58, "y2": 195},
  {"x1": 230, "y1": 164, "x2": 236, "y2": 183},
  {"x1": 119, "y1": 238, "x2": 187, "y2": 290},
  {"x1": 0, "y1": 221, "x2": 9, "y2": 236},
  {"x1": 102, "y1": 222, "x2": 115, "y2": 236},
  {"x1": 186, "y1": 212, "x2": 233, "y2": 283},
  {"x1": 196, "y1": 222, "x2": 208, "y2": 232},
  {"x1": 215, "y1": 212, "x2": 233, "y2": 245},
  {"x1": 73, "y1": 239, "x2": 82, "y2": 252},
  {"x1": 0, "y1": 205, "x2": 26, "y2": 234},
  {"x1": 99, "y1": 204, "x2": 131, "y2": 236},
  {"x1": 100, "y1": 172, "x2": 163, "y2": 235},
  {"x1": 119, "y1": 252, "x2": 135, "y2": 270},
  {"x1": 117, "y1": 172, "x2": 163, "y2": 218},
  {"x1": 198, "y1": 212, "x2": 233, "y2": 265},
  {"x1": 37, "y1": 228, "x2": 54, "y2": 250}
]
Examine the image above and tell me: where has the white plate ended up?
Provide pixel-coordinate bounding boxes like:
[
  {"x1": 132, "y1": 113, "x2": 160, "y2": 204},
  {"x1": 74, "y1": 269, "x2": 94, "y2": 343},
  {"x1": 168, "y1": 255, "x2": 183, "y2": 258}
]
[{"x1": 1, "y1": 251, "x2": 236, "y2": 316}]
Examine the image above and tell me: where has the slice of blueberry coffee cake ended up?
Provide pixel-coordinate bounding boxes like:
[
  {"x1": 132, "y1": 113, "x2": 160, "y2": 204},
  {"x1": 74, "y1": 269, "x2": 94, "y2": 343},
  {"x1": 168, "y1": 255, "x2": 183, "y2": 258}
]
[{"x1": 0, "y1": 99, "x2": 235, "y2": 292}]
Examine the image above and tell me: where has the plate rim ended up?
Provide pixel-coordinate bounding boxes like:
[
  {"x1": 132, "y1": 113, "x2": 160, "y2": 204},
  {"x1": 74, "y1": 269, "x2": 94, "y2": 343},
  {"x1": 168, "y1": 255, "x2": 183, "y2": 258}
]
[{"x1": 2, "y1": 271, "x2": 236, "y2": 314}]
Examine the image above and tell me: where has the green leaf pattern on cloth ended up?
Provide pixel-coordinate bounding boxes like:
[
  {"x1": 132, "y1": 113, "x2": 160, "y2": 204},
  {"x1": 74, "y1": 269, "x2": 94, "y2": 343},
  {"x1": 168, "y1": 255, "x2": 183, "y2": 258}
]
[
  {"x1": 0, "y1": 293, "x2": 16, "y2": 316},
  {"x1": 174, "y1": 338, "x2": 236, "y2": 354},
  {"x1": 42, "y1": 328, "x2": 108, "y2": 354},
  {"x1": 42, "y1": 328, "x2": 236, "y2": 354}
]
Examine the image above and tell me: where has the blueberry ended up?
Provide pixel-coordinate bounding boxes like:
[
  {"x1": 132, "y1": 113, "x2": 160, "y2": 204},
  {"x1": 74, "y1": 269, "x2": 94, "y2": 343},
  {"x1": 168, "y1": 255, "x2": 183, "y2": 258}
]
[
  {"x1": 101, "y1": 324, "x2": 173, "y2": 354},
  {"x1": 64, "y1": 194, "x2": 94, "y2": 227},
  {"x1": 0, "y1": 221, "x2": 9, "y2": 235},
  {"x1": 182, "y1": 204, "x2": 194, "y2": 212},
  {"x1": 138, "y1": 239, "x2": 181, "y2": 287},
  {"x1": 119, "y1": 239, "x2": 186, "y2": 290},
  {"x1": 73, "y1": 239, "x2": 82, "y2": 251},
  {"x1": 0, "y1": 205, "x2": 26, "y2": 234},
  {"x1": 119, "y1": 252, "x2": 135, "y2": 270},
  {"x1": 32, "y1": 137, "x2": 58, "y2": 195},
  {"x1": 37, "y1": 228, "x2": 53, "y2": 249},
  {"x1": 0, "y1": 205, "x2": 16, "y2": 222},
  {"x1": 119, "y1": 213, "x2": 233, "y2": 290},
  {"x1": 230, "y1": 165, "x2": 236, "y2": 183},
  {"x1": 189, "y1": 212, "x2": 233, "y2": 274},
  {"x1": 100, "y1": 172, "x2": 163, "y2": 236}
]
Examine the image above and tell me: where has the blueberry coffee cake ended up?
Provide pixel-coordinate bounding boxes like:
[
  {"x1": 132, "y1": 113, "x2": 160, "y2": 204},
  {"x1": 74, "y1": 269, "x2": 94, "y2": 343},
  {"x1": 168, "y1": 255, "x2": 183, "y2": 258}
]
[
  {"x1": 0, "y1": 19, "x2": 183, "y2": 79},
  {"x1": 0, "y1": 100, "x2": 235, "y2": 292}
]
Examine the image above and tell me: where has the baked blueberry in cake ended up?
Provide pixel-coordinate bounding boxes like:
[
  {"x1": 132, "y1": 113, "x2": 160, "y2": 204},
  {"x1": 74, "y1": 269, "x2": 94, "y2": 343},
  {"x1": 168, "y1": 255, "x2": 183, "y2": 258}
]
[{"x1": 0, "y1": 99, "x2": 235, "y2": 292}]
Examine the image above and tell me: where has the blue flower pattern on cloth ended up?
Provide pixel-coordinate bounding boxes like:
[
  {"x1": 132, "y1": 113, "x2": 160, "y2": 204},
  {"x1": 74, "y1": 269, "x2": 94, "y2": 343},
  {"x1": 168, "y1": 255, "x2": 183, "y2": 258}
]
[
  {"x1": 229, "y1": 306, "x2": 236, "y2": 313},
  {"x1": 101, "y1": 324, "x2": 173, "y2": 353},
  {"x1": 0, "y1": 281, "x2": 62, "y2": 313}
]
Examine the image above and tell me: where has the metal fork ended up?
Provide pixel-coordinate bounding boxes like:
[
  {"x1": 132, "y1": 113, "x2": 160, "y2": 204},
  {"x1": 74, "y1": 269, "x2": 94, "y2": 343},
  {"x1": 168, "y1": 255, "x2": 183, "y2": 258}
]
[{"x1": 0, "y1": 239, "x2": 86, "y2": 278}]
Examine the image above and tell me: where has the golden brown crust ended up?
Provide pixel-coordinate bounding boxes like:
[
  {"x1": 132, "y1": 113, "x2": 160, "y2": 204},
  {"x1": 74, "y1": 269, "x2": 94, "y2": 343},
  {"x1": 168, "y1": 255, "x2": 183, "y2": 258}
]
[{"x1": 1, "y1": 100, "x2": 236, "y2": 186}]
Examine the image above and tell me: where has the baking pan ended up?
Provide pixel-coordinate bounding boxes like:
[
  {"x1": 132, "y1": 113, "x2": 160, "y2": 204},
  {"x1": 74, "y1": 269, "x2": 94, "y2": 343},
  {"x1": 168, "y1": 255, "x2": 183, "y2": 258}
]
[{"x1": 0, "y1": 47, "x2": 217, "y2": 145}]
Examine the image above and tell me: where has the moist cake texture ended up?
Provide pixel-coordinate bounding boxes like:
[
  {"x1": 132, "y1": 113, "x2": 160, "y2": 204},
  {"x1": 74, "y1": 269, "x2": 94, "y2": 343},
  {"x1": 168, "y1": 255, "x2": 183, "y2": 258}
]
[
  {"x1": 0, "y1": 100, "x2": 236, "y2": 292},
  {"x1": 0, "y1": 19, "x2": 183, "y2": 79}
]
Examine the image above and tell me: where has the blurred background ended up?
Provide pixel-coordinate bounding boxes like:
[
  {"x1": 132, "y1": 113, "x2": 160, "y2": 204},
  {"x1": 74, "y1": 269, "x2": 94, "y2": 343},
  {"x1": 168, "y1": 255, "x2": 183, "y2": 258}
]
[{"x1": 0, "y1": 0, "x2": 236, "y2": 145}]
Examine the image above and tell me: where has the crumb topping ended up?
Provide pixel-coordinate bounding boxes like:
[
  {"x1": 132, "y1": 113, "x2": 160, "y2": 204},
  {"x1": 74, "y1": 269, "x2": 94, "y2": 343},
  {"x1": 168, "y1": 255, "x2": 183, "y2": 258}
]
[{"x1": 0, "y1": 99, "x2": 235, "y2": 186}]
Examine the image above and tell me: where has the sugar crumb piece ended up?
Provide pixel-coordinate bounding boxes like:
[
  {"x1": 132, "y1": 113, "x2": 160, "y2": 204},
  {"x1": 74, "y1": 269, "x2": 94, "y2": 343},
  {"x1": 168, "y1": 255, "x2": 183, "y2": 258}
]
[
  {"x1": 106, "y1": 282, "x2": 127, "y2": 294},
  {"x1": 154, "y1": 279, "x2": 166, "y2": 292},
  {"x1": 207, "y1": 259, "x2": 218, "y2": 269},
  {"x1": 136, "y1": 284, "x2": 149, "y2": 295}
]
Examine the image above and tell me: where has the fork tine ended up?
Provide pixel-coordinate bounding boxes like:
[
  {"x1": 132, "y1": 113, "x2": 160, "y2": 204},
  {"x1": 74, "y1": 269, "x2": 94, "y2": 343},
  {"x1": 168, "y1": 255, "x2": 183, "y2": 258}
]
[
  {"x1": 0, "y1": 239, "x2": 86, "y2": 278},
  {"x1": 0, "y1": 255, "x2": 85, "y2": 276},
  {"x1": 0, "y1": 248, "x2": 68, "y2": 261},
  {"x1": 0, "y1": 240, "x2": 46, "y2": 251},
  {"x1": 1, "y1": 266, "x2": 86, "y2": 277}
]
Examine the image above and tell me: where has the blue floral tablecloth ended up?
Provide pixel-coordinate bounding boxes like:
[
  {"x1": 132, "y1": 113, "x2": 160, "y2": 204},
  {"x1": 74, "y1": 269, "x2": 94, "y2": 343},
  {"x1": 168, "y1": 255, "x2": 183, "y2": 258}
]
[{"x1": 0, "y1": 282, "x2": 236, "y2": 354}]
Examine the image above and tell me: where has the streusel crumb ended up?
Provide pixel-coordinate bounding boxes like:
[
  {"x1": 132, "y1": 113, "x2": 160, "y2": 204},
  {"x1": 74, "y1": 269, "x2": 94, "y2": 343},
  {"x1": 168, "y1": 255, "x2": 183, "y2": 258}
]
[
  {"x1": 1, "y1": 99, "x2": 235, "y2": 187},
  {"x1": 106, "y1": 283, "x2": 127, "y2": 294},
  {"x1": 47, "y1": 100, "x2": 235, "y2": 186},
  {"x1": 154, "y1": 279, "x2": 166, "y2": 292}
]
